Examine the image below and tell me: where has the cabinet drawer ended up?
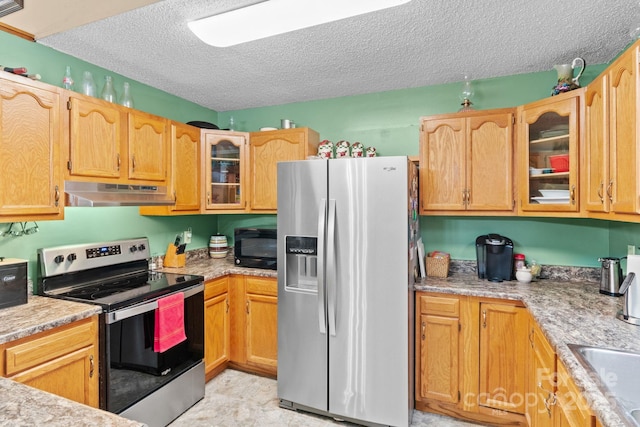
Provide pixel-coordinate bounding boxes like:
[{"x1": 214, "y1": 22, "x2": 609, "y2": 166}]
[
  {"x1": 2, "y1": 316, "x2": 97, "y2": 377},
  {"x1": 205, "y1": 276, "x2": 229, "y2": 300},
  {"x1": 419, "y1": 294, "x2": 459, "y2": 317},
  {"x1": 245, "y1": 276, "x2": 277, "y2": 297}
]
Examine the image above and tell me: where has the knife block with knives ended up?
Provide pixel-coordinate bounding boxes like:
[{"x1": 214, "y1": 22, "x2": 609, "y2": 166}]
[{"x1": 164, "y1": 234, "x2": 186, "y2": 268}]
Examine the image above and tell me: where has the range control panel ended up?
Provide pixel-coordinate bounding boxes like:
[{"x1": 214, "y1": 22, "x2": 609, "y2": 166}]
[
  {"x1": 86, "y1": 245, "x2": 122, "y2": 258},
  {"x1": 38, "y1": 237, "x2": 151, "y2": 277}
]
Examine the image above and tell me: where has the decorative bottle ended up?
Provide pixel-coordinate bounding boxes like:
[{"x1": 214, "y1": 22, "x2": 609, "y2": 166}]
[
  {"x1": 80, "y1": 71, "x2": 97, "y2": 97},
  {"x1": 101, "y1": 75, "x2": 116, "y2": 103},
  {"x1": 62, "y1": 66, "x2": 74, "y2": 90},
  {"x1": 119, "y1": 82, "x2": 134, "y2": 108}
]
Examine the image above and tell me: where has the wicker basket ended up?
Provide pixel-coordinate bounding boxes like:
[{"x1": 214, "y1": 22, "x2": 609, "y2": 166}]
[{"x1": 426, "y1": 255, "x2": 449, "y2": 278}]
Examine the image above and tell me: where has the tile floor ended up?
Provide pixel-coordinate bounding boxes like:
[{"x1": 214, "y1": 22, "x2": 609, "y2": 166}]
[{"x1": 170, "y1": 369, "x2": 481, "y2": 426}]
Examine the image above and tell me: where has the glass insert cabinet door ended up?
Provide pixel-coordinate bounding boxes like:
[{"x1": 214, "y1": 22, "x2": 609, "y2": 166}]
[
  {"x1": 204, "y1": 132, "x2": 247, "y2": 210},
  {"x1": 518, "y1": 91, "x2": 580, "y2": 213}
]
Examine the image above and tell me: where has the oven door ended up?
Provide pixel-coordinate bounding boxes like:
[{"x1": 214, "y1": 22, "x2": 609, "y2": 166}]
[{"x1": 103, "y1": 283, "x2": 204, "y2": 419}]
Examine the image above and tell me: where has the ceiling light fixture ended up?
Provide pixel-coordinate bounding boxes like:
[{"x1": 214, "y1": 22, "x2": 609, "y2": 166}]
[
  {"x1": 188, "y1": 0, "x2": 412, "y2": 48},
  {"x1": 0, "y1": 0, "x2": 23, "y2": 18}
]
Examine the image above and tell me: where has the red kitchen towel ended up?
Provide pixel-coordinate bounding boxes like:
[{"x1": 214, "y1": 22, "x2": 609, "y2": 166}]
[{"x1": 154, "y1": 292, "x2": 187, "y2": 353}]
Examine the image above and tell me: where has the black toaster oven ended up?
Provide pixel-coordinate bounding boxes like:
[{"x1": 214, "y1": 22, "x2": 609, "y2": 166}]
[{"x1": 234, "y1": 228, "x2": 277, "y2": 270}]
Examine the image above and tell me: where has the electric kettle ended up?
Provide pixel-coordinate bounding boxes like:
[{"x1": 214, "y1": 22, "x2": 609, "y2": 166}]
[{"x1": 598, "y1": 257, "x2": 623, "y2": 296}]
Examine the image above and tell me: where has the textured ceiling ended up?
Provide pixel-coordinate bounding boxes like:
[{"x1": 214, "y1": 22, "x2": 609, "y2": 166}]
[{"x1": 34, "y1": 0, "x2": 640, "y2": 112}]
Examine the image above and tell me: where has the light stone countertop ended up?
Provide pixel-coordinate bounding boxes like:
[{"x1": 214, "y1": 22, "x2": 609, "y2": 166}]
[
  {"x1": 0, "y1": 376, "x2": 144, "y2": 427},
  {"x1": 0, "y1": 294, "x2": 102, "y2": 345},
  {"x1": 415, "y1": 268, "x2": 639, "y2": 427},
  {"x1": 0, "y1": 295, "x2": 141, "y2": 426}
]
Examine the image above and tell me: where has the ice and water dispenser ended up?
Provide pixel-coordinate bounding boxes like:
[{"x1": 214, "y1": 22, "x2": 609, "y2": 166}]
[{"x1": 284, "y1": 236, "x2": 318, "y2": 292}]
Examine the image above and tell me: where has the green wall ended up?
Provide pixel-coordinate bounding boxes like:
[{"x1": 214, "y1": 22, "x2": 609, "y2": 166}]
[
  {"x1": 0, "y1": 29, "x2": 633, "y2": 281},
  {"x1": 216, "y1": 63, "x2": 619, "y2": 268}
]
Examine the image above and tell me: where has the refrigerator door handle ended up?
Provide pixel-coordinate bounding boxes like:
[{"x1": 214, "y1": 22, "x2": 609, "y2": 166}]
[
  {"x1": 327, "y1": 198, "x2": 337, "y2": 336},
  {"x1": 317, "y1": 198, "x2": 327, "y2": 334}
]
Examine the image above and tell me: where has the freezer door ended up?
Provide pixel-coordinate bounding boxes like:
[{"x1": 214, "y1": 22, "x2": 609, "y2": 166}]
[
  {"x1": 277, "y1": 160, "x2": 329, "y2": 411},
  {"x1": 327, "y1": 157, "x2": 411, "y2": 426}
]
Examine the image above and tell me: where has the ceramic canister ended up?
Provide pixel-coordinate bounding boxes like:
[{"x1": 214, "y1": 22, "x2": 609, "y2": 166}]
[
  {"x1": 335, "y1": 140, "x2": 350, "y2": 158},
  {"x1": 351, "y1": 142, "x2": 364, "y2": 157},
  {"x1": 209, "y1": 234, "x2": 228, "y2": 258},
  {"x1": 317, "y1": 140, "x2": 334, "y2": 159}
]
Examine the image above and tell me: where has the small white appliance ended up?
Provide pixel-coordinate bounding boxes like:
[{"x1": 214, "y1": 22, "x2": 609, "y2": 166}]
[{"x1": 617, "y1": 254, "x2": 640, "y2": 325}]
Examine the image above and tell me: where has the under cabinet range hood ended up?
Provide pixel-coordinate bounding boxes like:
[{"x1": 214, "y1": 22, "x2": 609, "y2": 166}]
[{"x1": 64, "y1": 181, "x2": 175, "y2": 207}]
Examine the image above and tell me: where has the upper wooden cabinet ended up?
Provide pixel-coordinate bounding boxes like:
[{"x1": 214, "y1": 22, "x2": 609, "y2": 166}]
[
  {"x1": 139, "y1": 121, "x2": 201, "y2": 216},
  {"x1": 419, "y1": 109, "x2": 516, "y2": 215},
  {"x1": 127, "y1": 110, "x2": 169, "y2": 182},
  {"x1": 248, "y1": 127, "x2": 320, "y2": 212},
  {"x1": 517, "y1": 90, "x2": 582, "y2": 215},
  {"x1": 66, "y1": 94, "x2": 169, "y2": 185},
  {"x1": 202, "y1": 130, "x2": 249, "y2": 212},
  {"x1": 584, "y1": 42, "x2": 640, "y2": 219},
  {"x1": 0, "y1": 73, "x2": 63, "y2": 221}
]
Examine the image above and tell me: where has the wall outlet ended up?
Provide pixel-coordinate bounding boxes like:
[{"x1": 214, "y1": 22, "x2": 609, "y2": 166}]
[
  {"x1": 628, "y1": 245, "x2": 636, "y2": 255},
  {"x1": 184, "y1": 228, "x2": 192, "y2": 244}
]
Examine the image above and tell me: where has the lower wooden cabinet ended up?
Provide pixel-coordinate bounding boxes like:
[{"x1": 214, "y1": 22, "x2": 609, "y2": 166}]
[
  {"x1": 204, "y1": 276, "x2": 230, "y2": 381},
  {"x1": 228, "y1": 275, "x2": 278, "y2": 377},
  {"x1": 0, "y1": 315, "x2": 99, "y2": 407},
  {"x1": 415, "y1": 292, "x2": 529, "y2": 426},
  {"x1": 416, "y1": 293, "x2": 461, "y2": 403},
  {"x1": 527, "y1": 318, "x2": 557, "y2": 427},
  {"x1": 478, "y1": 302, "x2": 528, "y2": 414},
  {"x1": 556, "y1": 359, "x2": 596, "y2": 427}
]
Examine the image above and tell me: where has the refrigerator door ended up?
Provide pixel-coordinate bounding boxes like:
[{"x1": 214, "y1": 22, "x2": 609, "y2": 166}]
[
  {"x1": 328, "y1": 157, "x2": 411, "y2": 426},
  {"x1": 277, "y1": 160, "x2": 329, "y2": 411}
]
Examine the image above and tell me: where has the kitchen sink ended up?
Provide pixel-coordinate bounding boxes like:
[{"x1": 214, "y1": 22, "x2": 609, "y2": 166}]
[{"x1": 568, "y1": 344, "x2": 640, "y2": 426}]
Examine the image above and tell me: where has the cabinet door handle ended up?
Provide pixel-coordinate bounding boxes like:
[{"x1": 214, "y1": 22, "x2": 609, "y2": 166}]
[
  {"x1": 421, "y1": 321, "x2": 426, "y2": 340},
  {"x1": 89, "y1": 355, "x2": 95, "y2": 378},
  {"x1": 607, "y1": 180, "x2": 613, "y2": 203},
  {"x1": 131, "y1": 155, "x2": 136, "y2": 172},
  {"x1": 482, "y1": 310, "x2": 487, "y2": 328},
  {"x1": 226, "y1": 298, "x2": 229, "y2": 313},
  {"x1": 246, "y1": 300, "x2": 249, "y2": 314},
  {"x1": 597, "y1": 181, "x2": 604, "y2": 203},
  {"x1": 529, "y1": 328, "x2": 534, "y2": 348},
  {"x1": 54, "y1": 185, "x2": 60, "y2": 207},
  {"x1": 538, "y1": 382, "x2": 557, "y2": 416},
  {"x1": 570, "y1": 185, "x2": 576, "y2": 205},
  {"x1": 116, "y1": 153, "x2": 121, "y2": 172}
]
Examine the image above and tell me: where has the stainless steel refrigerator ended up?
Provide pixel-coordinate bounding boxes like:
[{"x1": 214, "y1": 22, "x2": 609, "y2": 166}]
[{"x1": 277, "y1": 156, "x2": 419, "y2": 427}]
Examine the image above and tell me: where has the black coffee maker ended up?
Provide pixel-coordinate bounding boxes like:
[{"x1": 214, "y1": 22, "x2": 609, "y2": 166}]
[{"x1": 476, "y1": 234, "x2": 514, "y2": 282}]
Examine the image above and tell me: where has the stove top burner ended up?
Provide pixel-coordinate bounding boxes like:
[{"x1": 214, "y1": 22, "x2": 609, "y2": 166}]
[{"x1": 43, "y1": 268, "x2": 203, "y2": 311}]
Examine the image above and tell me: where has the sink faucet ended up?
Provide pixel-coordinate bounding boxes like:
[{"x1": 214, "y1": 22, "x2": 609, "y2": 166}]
[{"x1": 617, "y1": 254, "x2": 640, "y2": 326}]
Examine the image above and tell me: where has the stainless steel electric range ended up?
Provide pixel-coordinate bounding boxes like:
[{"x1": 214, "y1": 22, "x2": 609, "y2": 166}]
[{"x1": 37, "y1": 237, "x2": 205, "y2": 427}]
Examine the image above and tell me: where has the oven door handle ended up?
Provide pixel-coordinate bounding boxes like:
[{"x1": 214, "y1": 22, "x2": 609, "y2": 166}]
[{"x1": 105, "y1": 283, "x2": 203, "y2": 324}]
